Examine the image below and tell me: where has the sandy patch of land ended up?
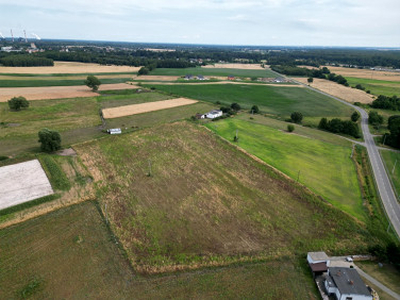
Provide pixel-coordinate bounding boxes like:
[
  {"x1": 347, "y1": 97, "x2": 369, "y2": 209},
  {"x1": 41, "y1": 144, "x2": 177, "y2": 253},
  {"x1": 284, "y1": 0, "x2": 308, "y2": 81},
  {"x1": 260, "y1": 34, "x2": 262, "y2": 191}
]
[
  {"x1": 132, "y1": 75, "x2": 181, "y2": 81},
  {"x1": 0, "y1": 61, "x2": 141, "y2": 74},
  {"x1": 0, "y1": 159, "x2": 53, "y2": 210},
  {"x1": 326, "y1": 66, "x2": 400, "y2": 82},
  {"x1": 294, "y1": 77, "x2": 374, "y2": 104},
  {"x1": 202, "y1": 63, "x2": 264, "y2": 70},
  {"x1": 102, "y1": 97, "x2": 198, "y2": 119},
  {"x1": 0, "y1": 83, "x2": 138, "y2": 102}
]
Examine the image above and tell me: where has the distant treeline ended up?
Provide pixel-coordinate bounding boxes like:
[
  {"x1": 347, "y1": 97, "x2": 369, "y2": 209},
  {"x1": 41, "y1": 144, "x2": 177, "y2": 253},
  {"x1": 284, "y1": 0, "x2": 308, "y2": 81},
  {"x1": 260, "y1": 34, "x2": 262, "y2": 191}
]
[{"x1": 0, "y1": 54, "x2": 54, "y2": 67}]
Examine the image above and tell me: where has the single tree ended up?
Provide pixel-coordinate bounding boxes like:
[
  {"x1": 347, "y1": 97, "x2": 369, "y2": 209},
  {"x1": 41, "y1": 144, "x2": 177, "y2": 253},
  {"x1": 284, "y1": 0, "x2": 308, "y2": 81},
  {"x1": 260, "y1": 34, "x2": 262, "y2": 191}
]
[
  {"x1": 290, "y1": 112, "x2": 303, "y2": 124},
  {"x1": 307, "y1": 77, "x2": 313, "y2": 84},
  {"x1": 287, "y1": 124, "x2": 295, "y2": 132},
  {"x1": 318, "y1": 117, "x2": 328, "y2": 130},
  {"x1": 138, "y1": 67, "x2": 150, "y2": 75},
  {"x1": 84, "y1": 75, "x2": 101, "y2": 91},
  {"x1": 231, "y1": 103, "x2": 241, "y2": 111},
  {"x1": 351, "y1": 111, "x2": 360, "y2": 122},
  {"x1": 250, "y1": 105, "x2": 259, "y2": 114},
  {"x1": 8, "y1": 96, "x2": 29, "y2": 111},
  {"x1": 369, "y1": 111, "x2": 384, "y2": 127},
  {"x1": 38, "y1": 129, "x2": 61, "y2": 152}
]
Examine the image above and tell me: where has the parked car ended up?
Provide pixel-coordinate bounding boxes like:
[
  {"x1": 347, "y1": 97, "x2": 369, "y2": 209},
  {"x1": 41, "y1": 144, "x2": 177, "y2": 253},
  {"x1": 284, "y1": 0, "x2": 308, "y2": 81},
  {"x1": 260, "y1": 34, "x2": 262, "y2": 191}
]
[{"x1": 346, "y1": 257, "x2": 353, "y2": 262}]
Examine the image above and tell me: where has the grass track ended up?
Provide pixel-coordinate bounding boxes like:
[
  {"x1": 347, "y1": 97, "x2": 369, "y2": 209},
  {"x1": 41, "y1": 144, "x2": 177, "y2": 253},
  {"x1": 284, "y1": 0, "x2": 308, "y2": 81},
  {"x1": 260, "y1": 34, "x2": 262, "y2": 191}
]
[{"x1": 206, "y1": 118, "x2": 364, "y2": 220}]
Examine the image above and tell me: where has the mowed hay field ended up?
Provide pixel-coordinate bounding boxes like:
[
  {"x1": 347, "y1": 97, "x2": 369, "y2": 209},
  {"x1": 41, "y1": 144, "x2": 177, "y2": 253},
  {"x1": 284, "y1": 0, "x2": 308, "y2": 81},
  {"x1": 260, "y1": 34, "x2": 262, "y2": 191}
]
[
  {"x1": 346, "y1": 77, "x2": 400, "y2": 97},
  {"x1": 206, "y1": 117, "x2": 364, "y2": 220},
  {"x1": 327, "y1": 66, "x2": 400, "y2": 82},
  {"x1": 75, "y1": 121, "x2": 373, "y2": 273},
  {"x1": 0, "y1": 61, "x2": 140, "y2": 74},
  {"x1": 0, "y1": 201, "x2": 318, "y2": 298},
  {"x1": 295, "y1": 77, "x2": 374, "y2": 104},
  {"x1": 150, "y1": 67, "x2": 277, "y2": 77},
  {"x1": 102, "y1": 98, "x2": 198, "y2": 119}
]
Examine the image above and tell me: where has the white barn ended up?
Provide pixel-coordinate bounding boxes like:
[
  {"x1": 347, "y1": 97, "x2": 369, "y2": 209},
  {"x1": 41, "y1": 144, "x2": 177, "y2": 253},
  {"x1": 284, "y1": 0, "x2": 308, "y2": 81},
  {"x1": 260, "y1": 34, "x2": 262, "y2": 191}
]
[{"x1": 206, "y1": 110, "x2": 223, "y2": 119}]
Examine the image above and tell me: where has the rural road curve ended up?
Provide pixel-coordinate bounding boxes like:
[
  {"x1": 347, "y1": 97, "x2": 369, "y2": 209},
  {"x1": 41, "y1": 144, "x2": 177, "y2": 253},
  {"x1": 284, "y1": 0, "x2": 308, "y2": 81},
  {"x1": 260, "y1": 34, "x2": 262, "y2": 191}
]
[{"x1": 288, "y1": 76, "x2": 400, "y2": 238}]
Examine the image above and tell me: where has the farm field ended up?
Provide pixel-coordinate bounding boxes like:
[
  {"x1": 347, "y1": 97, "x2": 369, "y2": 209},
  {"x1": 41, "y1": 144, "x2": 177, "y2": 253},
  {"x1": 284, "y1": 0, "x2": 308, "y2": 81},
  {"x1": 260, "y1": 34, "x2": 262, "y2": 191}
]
[
  {"x1": 146, "y1": 83, "x2": 355, "y2": 123},
  {"x1": 0, "y1": 159, "x2": 53, "y2": 210},
  {"x1": 0, "y1": 200, "x2": 318, "y2": 299},
  {"x1": 0, "y1": 83, "x2": 138, "y2": 102},
  {"x1": 326, "y1": 66, "x2": 400, "y2": 82},
  {"x1": 150, "y1": 67, "x2": 277, "y2": 77},
  {"x1": 0, "y1": 61, "x2": 140, "y2": 74},
  {"x1": 0, "y1": 77, "x2": 131, "y2": 88},
  {"x1": 75, "y1": 121, "x2": 374, "y2": 272},
  {"x1": 346, "y1": 77, "x2": 400, "y2": 97},
  {"x1": 102, "y1": 98, "x2": 198, "y2": 119},
  {"x1": 294, "y1": 77, "x2": 374, "y2": 104},
  {"x1": 202, "y1": 63, "x2": 264, "y2": 69},
  {"x1": 380, "y1": 150, "x2": 400, "y2": 199},
  {"x1": 206, "y1": 118, "x2": 364, "y2": 220}
]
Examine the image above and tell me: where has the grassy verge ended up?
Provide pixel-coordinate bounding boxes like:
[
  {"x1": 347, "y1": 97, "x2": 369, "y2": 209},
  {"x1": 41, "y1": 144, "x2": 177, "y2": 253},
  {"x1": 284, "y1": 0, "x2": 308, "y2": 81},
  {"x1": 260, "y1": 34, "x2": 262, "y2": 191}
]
[
  {"x1": 144, "y1": 84, "x2": 355, "y2": 121},
  {"x1": 357, "y1": 261, "x2": 400, "y2": 295},
  {"x1": 206, "y1": 117, "x2": 364, "y2": 220},
  {"x1": 380, "y1": 150, "x2": 400, "y2": 200},
  {"x1": 38, "y1": 155, "x2": 71, "y2": 191}
]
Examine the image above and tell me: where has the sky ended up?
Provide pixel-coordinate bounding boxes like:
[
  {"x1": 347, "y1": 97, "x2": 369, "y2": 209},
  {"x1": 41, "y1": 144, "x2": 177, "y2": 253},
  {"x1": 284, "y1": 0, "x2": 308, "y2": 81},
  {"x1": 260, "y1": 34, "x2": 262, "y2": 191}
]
[{"x1": 1, "y1": 0, "x2": 400, "y2": 47}]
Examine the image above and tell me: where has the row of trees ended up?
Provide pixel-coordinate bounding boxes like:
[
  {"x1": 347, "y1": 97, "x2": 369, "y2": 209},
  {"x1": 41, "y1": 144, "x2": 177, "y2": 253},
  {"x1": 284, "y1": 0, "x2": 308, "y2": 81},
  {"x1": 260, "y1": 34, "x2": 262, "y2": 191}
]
[
  {"x1": 0, "y1": 55, "x2": 54, "y2": 67},
  {"x1": 318, "y1": 117, "x2": 361, "y2": 138},
  {"x1": 371, "y1": 95, "x2": 400, "y2": 111},
  {"x1": 384, "y1": 116, "x2": 400, "y2": 149}
]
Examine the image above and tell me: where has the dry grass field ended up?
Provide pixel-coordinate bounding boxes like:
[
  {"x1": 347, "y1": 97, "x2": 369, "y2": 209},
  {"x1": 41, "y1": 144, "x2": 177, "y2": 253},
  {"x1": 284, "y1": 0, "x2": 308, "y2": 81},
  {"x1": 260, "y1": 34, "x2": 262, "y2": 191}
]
[
  {"x1": 75, "y1": 121, "x2": 373, "y2": 273},
  {"x1": 133, "y1": 75, "x2": 181, "y2": 81},
  {"x1": 327, "y1": 66, "x2": 400, "y2": 82},
  {"x1": 295, "y1": 77, "x2": 374, "y2": 104},
  {"x1": 0, "y1": 83, "x2": 138, "y2": 102},
  {"x1": 102, "y1": 98, "x2": 198, "y2": 119},
  {"x1": 0, "y1": 61, "x2": 141, "y2": 74},
  {"x1": 202, "y1": 63, "x2": 264, "y2": 70}
]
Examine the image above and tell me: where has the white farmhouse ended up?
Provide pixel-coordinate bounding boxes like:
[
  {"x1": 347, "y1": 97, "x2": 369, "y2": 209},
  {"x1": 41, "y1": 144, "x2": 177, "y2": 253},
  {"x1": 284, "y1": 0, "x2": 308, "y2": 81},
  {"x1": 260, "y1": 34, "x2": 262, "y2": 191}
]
[
  {"x1": 206, "y1": 110, "x2": 223, "y2": 119},
  {"x1": 325, "y1": 267, "x2": 372, "y2": 300}
]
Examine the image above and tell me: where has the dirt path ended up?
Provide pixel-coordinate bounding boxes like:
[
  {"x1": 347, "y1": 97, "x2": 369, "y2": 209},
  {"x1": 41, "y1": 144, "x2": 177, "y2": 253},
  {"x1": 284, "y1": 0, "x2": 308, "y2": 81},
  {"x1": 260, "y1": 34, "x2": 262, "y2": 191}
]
[
  {"x1": 0, "y1": 83, "x2": 139, "y2": 102},
  {"x1": 102, "y1": 98, "x2": 198, "y2": 119}
]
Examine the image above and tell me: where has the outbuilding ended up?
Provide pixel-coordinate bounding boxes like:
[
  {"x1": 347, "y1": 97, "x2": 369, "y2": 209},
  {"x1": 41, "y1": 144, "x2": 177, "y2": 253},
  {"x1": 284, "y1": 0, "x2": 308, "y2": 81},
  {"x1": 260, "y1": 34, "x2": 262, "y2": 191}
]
[{"x1": 206, "y1": 110, "x2": 223, "y2": 119}]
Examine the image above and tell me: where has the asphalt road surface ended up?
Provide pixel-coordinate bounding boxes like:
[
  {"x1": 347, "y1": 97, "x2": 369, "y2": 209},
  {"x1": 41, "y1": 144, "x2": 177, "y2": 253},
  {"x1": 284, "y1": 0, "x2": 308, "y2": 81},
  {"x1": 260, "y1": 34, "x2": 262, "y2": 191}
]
[{"x1": 289, "y1": 77, "x2": 400, "y2": 238}]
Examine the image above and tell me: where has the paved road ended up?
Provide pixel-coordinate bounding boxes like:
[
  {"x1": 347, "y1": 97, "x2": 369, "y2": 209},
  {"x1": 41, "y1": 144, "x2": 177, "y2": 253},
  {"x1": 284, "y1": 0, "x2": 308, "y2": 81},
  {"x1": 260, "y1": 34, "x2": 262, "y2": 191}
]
[{"x1": 288, "y1": 77, "x2": 400, "y2": 238}]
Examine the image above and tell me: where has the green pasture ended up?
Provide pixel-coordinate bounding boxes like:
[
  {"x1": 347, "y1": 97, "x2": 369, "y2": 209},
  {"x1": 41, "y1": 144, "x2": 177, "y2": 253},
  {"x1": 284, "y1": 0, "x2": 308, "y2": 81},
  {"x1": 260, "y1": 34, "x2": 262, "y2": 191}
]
[
  {"x1": 381, "y1": 150, "x2": 400, "y2": 199},
  {"x1": 347, "y1": 77, "x2": 400, "y2": 97},
  {"x1": 206, "y1": 118, "x2": 364, "y2": 220},
  {"x1": 145, "y1": 84, "x2": 355, "y2": 122},
  {"x1": 0, "y1": 77, "x2": 130, "y2": 87},
  {"x1": 150, "y1": 67, "x2": 276, "y2": 77},
  {"x1": 0, "y1": 200, "x2": 318, "y2": 298}
]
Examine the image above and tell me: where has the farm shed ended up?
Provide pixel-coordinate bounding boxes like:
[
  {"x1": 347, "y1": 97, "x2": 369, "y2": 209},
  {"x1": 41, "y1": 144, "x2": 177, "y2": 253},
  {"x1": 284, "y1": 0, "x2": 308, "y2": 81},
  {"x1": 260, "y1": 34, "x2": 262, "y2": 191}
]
[
  {"x1": 307, "y1": 251, "x2": 330, "y2": 265},
  {"x1": 107, "y1": 128, "x2": 121, "y2": 134},
  {"x1": 206, "y1": 110, "x2": 223, "y2": 119},
  {"x1": 324, "y1": 267, "x2": 372, "y2": 300}
]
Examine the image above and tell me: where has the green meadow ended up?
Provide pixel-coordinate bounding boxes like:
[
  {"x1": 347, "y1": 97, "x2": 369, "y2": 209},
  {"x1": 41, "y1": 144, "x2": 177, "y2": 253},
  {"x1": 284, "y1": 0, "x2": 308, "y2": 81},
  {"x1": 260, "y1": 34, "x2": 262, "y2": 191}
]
[
  {"x1": 206, "y1": 117, "x2": 364, "y2": 220},
  {"x1": 381, "y1": 150, "x2": 400, "y2": 199},
  {"x1": 346, "y1": 77, "x2": 400, "y2": 97},
  {"x1": 146, "y1": 84, "x2": 355, "y2": 123}
]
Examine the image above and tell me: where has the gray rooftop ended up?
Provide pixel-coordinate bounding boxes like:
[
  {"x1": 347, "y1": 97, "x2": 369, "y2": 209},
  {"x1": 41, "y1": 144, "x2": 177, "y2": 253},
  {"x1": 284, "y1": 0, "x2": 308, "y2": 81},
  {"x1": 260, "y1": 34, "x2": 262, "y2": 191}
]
[
  {"x1": 328, "y1": 267, "x2": 371, "y2": 296},
  {"x1": 308, "y1": 251, "x2": 329, "y2": 261}
]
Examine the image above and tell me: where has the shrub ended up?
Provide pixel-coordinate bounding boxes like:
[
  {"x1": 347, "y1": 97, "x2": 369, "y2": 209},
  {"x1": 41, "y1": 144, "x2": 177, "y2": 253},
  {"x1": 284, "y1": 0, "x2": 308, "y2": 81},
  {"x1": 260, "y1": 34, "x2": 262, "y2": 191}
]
[
  {"x1": 287, "y1": 124, "x2": 295, "y2": 132},
  {"x1": 290, "y1": 112, "x2": 303, "y2": 124},
  {"x1": 231, "y1": 102, "x2": 241, "y2": 111},
  {"x1": 8, "y1": 96, "x2": 29, "y2": 111},
  {"x1": 250, "y1": 105, "x2": 259, "y2": 114},
  {"x1": 38, "y1": 129, "x2": 61, "y2": 152}
]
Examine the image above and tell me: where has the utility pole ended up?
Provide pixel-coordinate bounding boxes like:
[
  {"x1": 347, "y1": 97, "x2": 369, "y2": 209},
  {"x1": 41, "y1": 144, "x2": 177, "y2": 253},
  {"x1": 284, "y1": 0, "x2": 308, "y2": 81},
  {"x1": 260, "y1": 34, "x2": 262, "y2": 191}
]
[
  {"x1": 382, "y1": 134, "x2": 387, "y2": 146},
  {"x1": 393, "y1": 159, "x2": 398, "y2": 175},
  {"x1": 148, "y1": 159, "x2": 152, "y2": 177},
  {"x1": 350, "y1": 144, "x2": 355, "y2": 158}
]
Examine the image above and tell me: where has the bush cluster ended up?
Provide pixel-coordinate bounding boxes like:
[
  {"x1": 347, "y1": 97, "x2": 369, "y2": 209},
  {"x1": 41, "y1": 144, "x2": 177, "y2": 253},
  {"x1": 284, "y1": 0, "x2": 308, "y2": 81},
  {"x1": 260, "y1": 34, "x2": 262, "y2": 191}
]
[
  {"x1": 318, "y1": 118, "x2": 361, "y2": 138},
  {"x1": 371, "y1": 95, "x2": 400, "y2": 111}
]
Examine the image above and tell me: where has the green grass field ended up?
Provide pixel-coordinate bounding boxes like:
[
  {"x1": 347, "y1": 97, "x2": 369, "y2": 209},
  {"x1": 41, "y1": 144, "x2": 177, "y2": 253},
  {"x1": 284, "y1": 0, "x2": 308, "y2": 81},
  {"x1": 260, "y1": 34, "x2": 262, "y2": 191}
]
[
  {"x1": 381, "y1": 150, "x2": 400, "y2": 199},
  {"x1": 0, "y1": 200, "x2": 318, "y2": 298},
  {"x1": 206, "y1": 118, "x2": 364, "y2": 220},
  {"x1": 145, "y1": 84, "x2": 355, "y2": 122},
  {"x1": 75, "y1": 121, "x2": 374, "y2": 271},
  {"x1": 0, "y1": 77, "x2": 130, "y2": 87},
  {"x1": 347, "y1": 77, "x2": 400, "y2": 97},
  {"x1": 150, "y1": 67, "x2": 277, "y2": 77}
]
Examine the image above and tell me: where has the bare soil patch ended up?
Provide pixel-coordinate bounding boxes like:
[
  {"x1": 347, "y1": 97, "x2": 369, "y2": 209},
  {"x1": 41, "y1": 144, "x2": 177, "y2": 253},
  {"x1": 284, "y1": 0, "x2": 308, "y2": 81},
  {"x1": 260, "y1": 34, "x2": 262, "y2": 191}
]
[
  {"x1": 102, "y1": 97, "x2": 198, "y2": 119},
  {"x1": 0, "y1": 159, "x2": 53, "y2": 210},
  {"x1": 202, "y1": 63, "x2": 264, "y2": 70},
  {"x1": 0, "y1": 61, "x2": 141, "y2": 74},
  {"x1": 0, "y1": 83, "x2": 138, "y2": 102},
  {"x1": 327, "y1": 66, "x2": 400, "y2": 82},
  {"x1": 294, "y1": 77, "x2": 374, "y2": 104}
]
